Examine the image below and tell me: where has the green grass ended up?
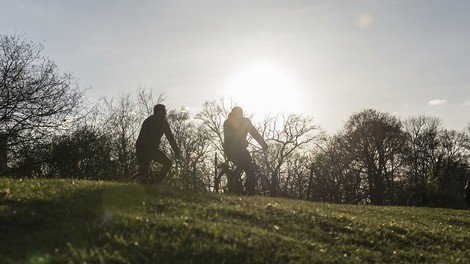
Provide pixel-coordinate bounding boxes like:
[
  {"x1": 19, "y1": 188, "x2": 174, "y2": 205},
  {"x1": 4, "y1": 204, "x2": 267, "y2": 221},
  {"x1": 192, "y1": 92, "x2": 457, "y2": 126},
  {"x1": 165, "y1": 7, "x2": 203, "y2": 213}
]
[{"x1": 1, "y1": 178, "x2": 470, "y2": 263}]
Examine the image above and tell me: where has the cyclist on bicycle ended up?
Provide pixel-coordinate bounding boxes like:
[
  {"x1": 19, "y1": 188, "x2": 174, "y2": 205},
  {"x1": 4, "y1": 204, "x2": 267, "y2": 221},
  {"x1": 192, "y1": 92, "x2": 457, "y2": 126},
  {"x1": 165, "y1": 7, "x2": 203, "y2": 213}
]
[
  {"x1": 223, "y1": 107, "x2": 268, "y2": 195},
  {"x1": 135, "y1": 104, "x2": 181, "y2": 184}
]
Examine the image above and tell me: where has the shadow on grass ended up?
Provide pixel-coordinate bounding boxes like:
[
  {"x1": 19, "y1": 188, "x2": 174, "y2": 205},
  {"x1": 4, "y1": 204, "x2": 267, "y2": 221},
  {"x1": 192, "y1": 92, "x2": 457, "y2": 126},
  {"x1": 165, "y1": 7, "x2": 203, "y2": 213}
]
[
  {"x1": 0, "y1": 182, "x2": 224, "y2": 263},
  {"x1": 0, "y1": 183, "x2": 157, "y2": 262},
  {"x1": 0, "y1": 186, "x2": 107, "y2": 262}
]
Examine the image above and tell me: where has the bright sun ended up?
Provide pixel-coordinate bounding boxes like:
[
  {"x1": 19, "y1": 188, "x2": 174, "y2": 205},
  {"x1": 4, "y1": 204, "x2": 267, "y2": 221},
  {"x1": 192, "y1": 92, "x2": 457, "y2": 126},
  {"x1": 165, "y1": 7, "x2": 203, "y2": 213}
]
[{"x1": 225, "y1": 62, "x2": 303, "y2": 117}]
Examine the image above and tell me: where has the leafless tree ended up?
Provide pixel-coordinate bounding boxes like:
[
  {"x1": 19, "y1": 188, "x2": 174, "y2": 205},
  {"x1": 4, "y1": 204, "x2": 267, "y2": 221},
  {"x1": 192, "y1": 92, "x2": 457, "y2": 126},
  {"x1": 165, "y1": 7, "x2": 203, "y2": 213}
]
[
  {"x1": 258, "y1": 114, "x2": 324, "y2": 196},
  {"x1": 0, "y1": 34, "x2": 84, "y2": 175},
  {"x1": 195, "y1": 99, "x2": 235, "y2": 161},
  {"x1": 167, "y1": 108, "x2": 211, "y2": 191},
  {"x1": 402, "y1": 116, "x2": 442, "y2": 189}
]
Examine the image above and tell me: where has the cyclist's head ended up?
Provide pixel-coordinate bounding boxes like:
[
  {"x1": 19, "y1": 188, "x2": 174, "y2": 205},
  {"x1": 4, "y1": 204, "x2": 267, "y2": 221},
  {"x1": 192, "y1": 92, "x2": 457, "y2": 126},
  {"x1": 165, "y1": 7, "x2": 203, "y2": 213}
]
[
  {"x1": 153, "y1": 104, "x2": 167, "y2": 116},
  {"x1": 230, "y1": 106, "x2": 243, "y2": 118}
]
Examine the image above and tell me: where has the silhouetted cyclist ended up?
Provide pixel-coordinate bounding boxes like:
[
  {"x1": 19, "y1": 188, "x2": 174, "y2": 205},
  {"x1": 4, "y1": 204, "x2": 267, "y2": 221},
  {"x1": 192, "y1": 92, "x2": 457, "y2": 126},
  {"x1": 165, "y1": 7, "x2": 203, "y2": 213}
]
[
  {"x1": 223, "y1": 107, "x2": 268, "y2": 195},
  {"x1": 135, "y1": 104, "x2": 181, "y2": 184}
]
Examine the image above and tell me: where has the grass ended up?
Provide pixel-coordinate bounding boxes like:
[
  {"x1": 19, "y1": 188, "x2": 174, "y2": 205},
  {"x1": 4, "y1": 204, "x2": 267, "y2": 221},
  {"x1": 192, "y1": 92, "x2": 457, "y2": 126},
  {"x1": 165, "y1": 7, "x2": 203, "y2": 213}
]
[{"x1": 1, "y1": 178, "x2": 470, "y2": 263}]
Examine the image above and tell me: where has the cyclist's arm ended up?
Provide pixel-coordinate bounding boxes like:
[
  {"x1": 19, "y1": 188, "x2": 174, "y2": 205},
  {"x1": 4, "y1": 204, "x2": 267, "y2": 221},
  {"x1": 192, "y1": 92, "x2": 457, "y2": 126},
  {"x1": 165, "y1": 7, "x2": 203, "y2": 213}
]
[
  {"x1": 247, "y1": 120, "x2": 268, "y2": 150},
  {"x1": 164, "y1": 121, "x2": 181, "y2": 157}
]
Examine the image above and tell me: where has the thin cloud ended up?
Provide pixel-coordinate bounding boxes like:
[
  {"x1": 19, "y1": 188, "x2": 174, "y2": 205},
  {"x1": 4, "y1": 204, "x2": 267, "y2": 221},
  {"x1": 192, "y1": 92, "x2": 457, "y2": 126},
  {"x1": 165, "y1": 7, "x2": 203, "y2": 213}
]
[
  {"x1": 428, "y1": 99, "x2": 447, "y2": 106},
  {"x1": 462, "y1": 101, "x2": 470, "y2": 107}
]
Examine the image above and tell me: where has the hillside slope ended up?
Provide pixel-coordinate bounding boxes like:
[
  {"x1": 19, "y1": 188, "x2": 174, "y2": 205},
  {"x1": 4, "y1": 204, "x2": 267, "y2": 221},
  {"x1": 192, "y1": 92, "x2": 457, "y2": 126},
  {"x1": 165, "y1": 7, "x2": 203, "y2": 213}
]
[{"x1": 1, "y1": 178, "x2": 469, "y2": 263}]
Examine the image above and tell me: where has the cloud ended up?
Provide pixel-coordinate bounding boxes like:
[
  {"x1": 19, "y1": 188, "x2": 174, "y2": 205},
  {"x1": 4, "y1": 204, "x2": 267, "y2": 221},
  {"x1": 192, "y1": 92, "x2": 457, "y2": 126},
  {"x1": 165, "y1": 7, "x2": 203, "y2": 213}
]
[
  {"x1": 428, "y1": 99, "x2": 447, "y2": 106},
  {"x1": 462, "y1": 101, "x2": 470, "y2": 107}
]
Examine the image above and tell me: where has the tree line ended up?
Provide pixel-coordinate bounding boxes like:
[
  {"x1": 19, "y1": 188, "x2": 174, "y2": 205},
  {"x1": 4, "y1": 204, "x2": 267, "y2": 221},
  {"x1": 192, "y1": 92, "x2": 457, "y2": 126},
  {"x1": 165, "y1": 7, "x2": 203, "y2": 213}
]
[{"x1": 2, "y1": 34, "x2": 470, "y2": 208}]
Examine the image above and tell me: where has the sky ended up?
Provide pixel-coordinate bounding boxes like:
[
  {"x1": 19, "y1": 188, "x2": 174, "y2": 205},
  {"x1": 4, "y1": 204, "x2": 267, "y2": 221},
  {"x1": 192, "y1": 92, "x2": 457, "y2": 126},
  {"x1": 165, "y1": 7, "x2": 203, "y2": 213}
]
[{"x1": 2, "y1": 0, "x2": 470, "y2": 133}]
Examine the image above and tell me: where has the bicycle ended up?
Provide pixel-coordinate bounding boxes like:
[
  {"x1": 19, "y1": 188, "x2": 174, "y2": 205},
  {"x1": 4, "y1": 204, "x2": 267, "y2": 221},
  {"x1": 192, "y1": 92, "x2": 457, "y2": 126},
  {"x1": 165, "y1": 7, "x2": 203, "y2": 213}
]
[{"x1": 216, "y1": 148, "x2": 270, "y2": 196}]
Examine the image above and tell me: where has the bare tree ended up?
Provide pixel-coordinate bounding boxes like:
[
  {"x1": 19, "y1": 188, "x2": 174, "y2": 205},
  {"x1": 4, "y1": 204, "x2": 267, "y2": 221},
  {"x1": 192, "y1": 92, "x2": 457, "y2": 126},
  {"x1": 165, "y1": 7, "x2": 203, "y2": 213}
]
[
  {"x1": 258, "y1": 114, "x2": 323, "y2": 197},
  {"x1": 136, "y1": 87, "x2": 167, "y2": 116},
  {"x1": 402, "y1": 116, "x2": 442, "y2": 189},
  {"x1": 195, "y1": 99, "x2": 235, "y2": 161},
  {"x1": 167, "y1": 109, "x2": 211, "y2": 191},
  {"x1": 0, "y1": 34, "x2": 84, "y2": 175}
]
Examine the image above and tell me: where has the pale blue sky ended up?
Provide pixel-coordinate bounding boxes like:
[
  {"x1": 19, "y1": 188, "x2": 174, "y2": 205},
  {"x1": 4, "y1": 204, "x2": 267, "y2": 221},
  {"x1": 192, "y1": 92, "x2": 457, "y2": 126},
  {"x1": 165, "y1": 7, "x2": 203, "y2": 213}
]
[{"x1": 2, "y1": 0, "x2": 470, "y2": 132}]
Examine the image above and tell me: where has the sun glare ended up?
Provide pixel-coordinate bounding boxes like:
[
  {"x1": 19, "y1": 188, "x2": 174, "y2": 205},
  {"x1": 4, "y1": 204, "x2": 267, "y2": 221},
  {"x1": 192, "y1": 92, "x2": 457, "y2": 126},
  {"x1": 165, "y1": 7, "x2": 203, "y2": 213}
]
[{"x1": 225, "y1": 63, "x2": 303, "y2": 117}]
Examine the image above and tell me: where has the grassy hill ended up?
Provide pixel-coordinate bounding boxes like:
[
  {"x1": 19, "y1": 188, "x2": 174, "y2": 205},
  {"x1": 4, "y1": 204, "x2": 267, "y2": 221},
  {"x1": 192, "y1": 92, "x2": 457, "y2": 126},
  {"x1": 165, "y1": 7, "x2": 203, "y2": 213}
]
[{"x1": 1, "y1": 178, "x2": 469, "y2": 263}]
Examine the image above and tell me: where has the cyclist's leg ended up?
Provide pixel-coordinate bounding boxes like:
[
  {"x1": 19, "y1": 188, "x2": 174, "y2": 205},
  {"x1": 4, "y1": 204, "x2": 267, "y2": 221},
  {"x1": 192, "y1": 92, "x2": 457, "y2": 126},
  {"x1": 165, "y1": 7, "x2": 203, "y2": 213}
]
[
  {"x1": 135, "y1": 147, "x2": 152, "y2": 183},
  {"x1": 231, "y1": 165, "x2": 244, "y2": 194},
  {"x1": 237, "y1": 149, "x2": 257, "y2": 195},
  {"x1": 153, "y1": 149, "x2": 172, "y2": 183},
  {"x1": 226, "y1": 149, "x2": 252, "y2": 194}
]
